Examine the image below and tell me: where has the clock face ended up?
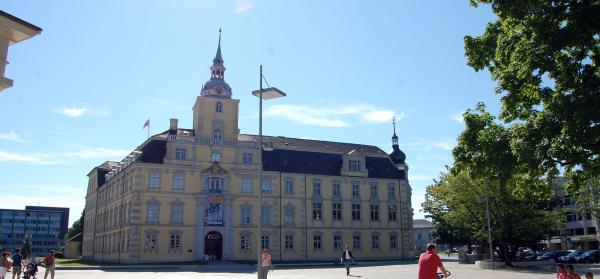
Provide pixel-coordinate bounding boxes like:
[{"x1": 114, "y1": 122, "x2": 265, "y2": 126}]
[{"x1": 215, "y1": 87, "x2": 224, "y2": 95}]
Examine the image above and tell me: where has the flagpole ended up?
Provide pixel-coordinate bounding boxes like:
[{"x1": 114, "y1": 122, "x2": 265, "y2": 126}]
[{"x1": 147, "y1": 119, "x2": 150, "y2": 139}]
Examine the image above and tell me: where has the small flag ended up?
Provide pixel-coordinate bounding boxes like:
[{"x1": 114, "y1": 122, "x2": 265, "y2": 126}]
[{"x1": 143, "y1": 119, "x2": 150, "y2": 129}]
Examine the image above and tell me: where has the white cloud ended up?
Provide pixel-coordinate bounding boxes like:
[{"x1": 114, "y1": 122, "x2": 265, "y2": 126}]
[
  {"x1": 0, "y1": 147, "x2": 130, "y2": 165},
  {"x1": 452, "y1": 111, "x2": 465, "y2": 124},
  {"x1": 234, "y1": 0, "x2": 254, "y2": 13},
  {"x1": 409, "y1": 174, "x2": 435, "y2": 181},
  {"x1": 52, "y1": 105, "x2": 110, "y2": 118},
  {"x1": 404, "y1": 139, "x2": 456, "y2": 152},
  {"x1": 265, "y1": 104, "x2": 402, "y2": 128},
  {"x1": 0, "y1": 131, "x2": 29, "y2": 143}
]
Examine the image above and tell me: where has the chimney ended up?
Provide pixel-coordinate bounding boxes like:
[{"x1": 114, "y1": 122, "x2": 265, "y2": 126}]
[{"x1": 170, "y1": 118, "x2": 178, "y2": 130}]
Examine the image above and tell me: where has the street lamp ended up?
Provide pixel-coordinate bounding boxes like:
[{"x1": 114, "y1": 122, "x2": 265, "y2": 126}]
[{"x1": 252, "y1": 65, "x2": 286, "y2": 279}]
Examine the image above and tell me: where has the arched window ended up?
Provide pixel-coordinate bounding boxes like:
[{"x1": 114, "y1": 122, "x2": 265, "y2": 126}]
[{"x1": 216, "y1": 102, "x2": 223, "y2": 113}]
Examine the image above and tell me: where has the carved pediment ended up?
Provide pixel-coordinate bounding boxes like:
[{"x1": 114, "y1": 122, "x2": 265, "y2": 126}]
[{"x1": 202, "y1": 161, "x2": 229, "y2": 175}]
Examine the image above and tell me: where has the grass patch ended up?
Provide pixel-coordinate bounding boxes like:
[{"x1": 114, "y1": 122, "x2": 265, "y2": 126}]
[{"x1": 55, "y1": 258, "x2": 117, "y2": 266}]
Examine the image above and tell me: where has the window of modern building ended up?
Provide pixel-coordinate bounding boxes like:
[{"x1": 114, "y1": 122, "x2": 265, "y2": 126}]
[
  {"x1": 566, "y1": 211, "x2": 577, "y2": 222},
  {"x1": 285, "y1": 180, "x2": 294, "y2": 195},
  {"x1": 333, "y1": 183, "x2": 341, "y2": 197},
  {"x1": 241, "y1": 207, "x2": 252, "y2": 224},
  {"x1": 241, "y1": 179, "x2": 252, "y2": 193},
  {"x1": 175, "y1": 148, "x2": 186, "y2": 160},
  {"x1": 371, "y1": 235, "x2": 380, "y2": 249},
  {"x1": 585, "y1": 212, "x2": 593, "y2": 220},
  {"x1": 169, "y1": 231, "x2": 181, "y2": 249},
  {"x1": 333, "y1": 234, "x2": 342, "y2": 250},
  {"x1": 208, "y1": 177, "x2": 223, "y2": 192},
  {"x1": 564, "y1": 196, "x2": 572, "y2": 206},
  {"x1": 171, "y1": 203, "x2": 183, "y2": 224},
  {"x1": 261, "y1": 207, "x2": 271, "y2": 225},
  {"x1": 332, "y1": 203, "x2": 342, "y2": 221},
  {"x1": 352, "y1": 204, "x2": 361, "y2": 221},
  {"x1": 388, "y1": 205, "x2": 397, "y2": 221},
  {"x1": 390, "y1": 234, "x2": 398, "y2": 249},
  {"x1": 312, "y1": 202, "x2": 322, "y2": 220},
  {"x1": 240, "y1": 234, "x2": 251, "y2": 250},
  {"x1": 285, "y1": 235, "x2": 294, "y2": 250},
  {"x1": 211, "y1": 151, "x2": 221, "y2": 162},
  {"x1": 352, "y1": 184, "x2": 360, "y2": 197},
  {"x1": 147, "y1": 203, "x2": 159, "y2": 224},
  {"x1": 313, "y1": 235, "x2": 322, "y2": 250},
  {"x1": 388, "y1": 184, "x2": 396, "y2": 200},
  {"x1": 144, "y1": 231, "x2": 158, "y2": 250},
  {"x1": 575, "y1": 228, "x2": 585, "y2": 235},
  {"x1": 216, "y1": 101, "x2": 223, "y2": 113},
  {"x1": 353, "y1": 235, "x2": 361, "y2": 250},
  {"x1": 370, "y1": 204, "x2": 379, "y2": 221},
  {"x1": 243, "y1": 153, "x2": 253, "y2": 165},
  {"x1": 261, "y1": 179, "x2": 272, "y2": 193},
  {"x1": 148, "y1": 173, "x2": 160, "y2": 189},
  {"x1": 348, "y1": 160, "x2": 361, "y2": 171},
  {"x1": 588, "y1": 227, "x2": 597, "y2": 235},
  {"x1": 313, "y1": 181, "x2": 321, "y2": 196},
  {"x1": 261, "y1": 235, "x2": 269, "y2": 250},
  {"x1": 284, "y1": 206, "x2": 294, "y2": 224},
  {"x1": 172, "y1": 174, "x2": 185, "y2": 191},
  {"x1": 370, "y1": 184, "x2": 378, "y2": 199}
]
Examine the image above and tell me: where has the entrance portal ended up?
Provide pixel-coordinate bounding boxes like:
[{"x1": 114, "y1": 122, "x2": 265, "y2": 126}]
[{"x1": 204, "y1": 231, "x2": 223, "y2": 261}]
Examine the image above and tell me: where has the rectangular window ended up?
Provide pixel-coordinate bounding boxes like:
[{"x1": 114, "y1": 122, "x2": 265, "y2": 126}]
[
  {"x1": 313, "y1": 181, "x2": 321, "y2": 195},
  {"x1": 170, "y1": 233, "x2": 181, "y2": 249},
  {"x1": 312, "y1": 202, "x2": 322, "y2": 220},
  {"x1": 390, "y1": 235, "x2": 398, "y2": 249},
  {"x1": 261, "y1": 207, "x2": 271, "y2": 225},
  {"x1": 563, "y1": 196, "x2": 572, "y2": 206},
  {"x1": 243, "y1": 153, "x2": 253, "y2": 165},
  {"x1": 144, "y1": 232, "x2": 157, "y2": 249},
  {"x1": 285, "y1": 180, "x2": 294, "y2": 194},
  {"x1": 372, "y1": 235, "x2": 379, "y2": 249},
  {"x1": 566, "y1": 211, "x2": 576, "y2": 222},
  {"x1": 241, "y1": 179, "x2": 252, "y2": 193},
  {"x1": 261, "y1": 179, "x2": 272, "y2": 193},
  {"x1": 588, "y1": 227, "x2": 597, "y2": 235},
  {"x1": 208, "y1": 177, "x2": 223, "y2": 192},
  {"x1": 172, "y1": 174, "x2": 185, "y2": 191},
  {"x1": 370, "y1": 184, "x2": 378, "y2": 198},
  {"x1": 261, "y1": 236, "x2": 270, "y2": 250},
  {"x1": 332, "y1": 203, "x2": 342, "y2": 221},
  {"x1": 370, "y1": 204, "x2": 379, "y2": 221},
  {"x1": 241, "y1": 208, "x2": 252, "y2": 224},
  {"x1": 313, "y1": 235, "x2": 322, "y2": 250},
  {"x1": 284, "y1": 207, "x2": 294, "y2": 224},
  {"x1": 352, "y1": 184, "x2": 360, "y2": 197},
  {"x1": 352, "y1": 204, "x2": 361, "y2": 221},
  {"x1": 211, "y1": 152, "x2": 221, "y2": 162},
  {"x1": 285, "y1": 235, "x2": 294, "y2": 250},
  {"x1": 388, "y1": 205, "x2": 397, "y2": 221},
  {"x1": 148, "y1": 173, "x2": 160, "y2": 189},
  {"x1": 333, "y1": 183, "x2": 341, "y2": 197},
  {"x1": 241, "y1": 235, "x2": 250, "y2": 250},
  {"x1": 147, "y1": 205, "x2": 159, "y2": 224},
  {"x1": 388, "y1": 185, "x2": 396, "y2": 200},
  {"x1": 175, "y1": 148, "x2": 186, "y2": 160},
  {"x1": 353, "y1": 235, "x2": 361, "y2": 250},
  {"x1": 576, "y1": 228, "x2": 585, "y2": 235},
  {"x1": 334, "y1": 235, "x2": 342, "y2": 250},
  {"x1": 171, "y1": 204, "x2": 183, "y2": 224},
  {"x1": 348, "y1": 160, "x2": 361, "y2": 171}
]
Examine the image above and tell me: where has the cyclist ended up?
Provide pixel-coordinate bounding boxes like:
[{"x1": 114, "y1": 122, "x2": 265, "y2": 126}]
[{"x1": 418, "y1": 243, "x2": 449, "y2": 279}]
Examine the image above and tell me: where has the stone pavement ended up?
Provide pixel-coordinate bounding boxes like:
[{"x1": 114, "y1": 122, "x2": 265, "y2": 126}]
[{"x1": 44, "y1": 261, "x2": 600, "y2": 279}]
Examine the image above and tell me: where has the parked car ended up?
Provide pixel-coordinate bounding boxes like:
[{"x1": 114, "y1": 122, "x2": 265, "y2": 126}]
[
  {"x1": 576, "y1": 250, "x2": 600, "y2": 263},
  {"x1": 558, "y1": 251, "x2": 585, "y2": 263},
  {"x1": 541, "y1": 250, "x2": 570, "y2": 261}
]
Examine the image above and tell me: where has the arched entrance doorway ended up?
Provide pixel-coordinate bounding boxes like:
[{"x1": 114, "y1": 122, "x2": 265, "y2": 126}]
[{"x1": 204, "y1": 231, "x2": 223, "y2": 261}]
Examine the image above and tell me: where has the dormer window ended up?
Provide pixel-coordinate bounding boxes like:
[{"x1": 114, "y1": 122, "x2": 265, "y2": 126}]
[
  {"x1": 348, "y1": 160, "x2": 361, "y2": 172},
  {"x1": 216, "y1": 102, "x2": 223, "y2": 113}
]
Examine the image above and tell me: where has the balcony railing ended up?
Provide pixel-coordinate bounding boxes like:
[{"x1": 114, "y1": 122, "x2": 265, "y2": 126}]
[{"x1": 167, "y1": 135, "x2": 258, "y2": 149}]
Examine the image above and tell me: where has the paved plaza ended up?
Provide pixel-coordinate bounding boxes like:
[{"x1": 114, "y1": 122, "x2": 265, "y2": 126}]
[{"x1": 43, "y1": 261, "x2": 600, "y2": 279}]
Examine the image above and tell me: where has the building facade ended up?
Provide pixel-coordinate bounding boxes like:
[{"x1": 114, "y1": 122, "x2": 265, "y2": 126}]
[
  {"x1": 0, "y1": 206, "x2": 69, "y2": 255},
  {"x1": 0, "y1": 10, "x2": 42, "y2": 92},
  {"x1": 82, "y1": 33, "x2": 414, "y2": 263},
  {"x1": 413, "y1": 219, "x2": 434, "y2": 253}
]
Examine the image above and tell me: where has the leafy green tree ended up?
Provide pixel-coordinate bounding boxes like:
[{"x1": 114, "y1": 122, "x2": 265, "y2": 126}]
[
  {"x1": 65, "y1": 210, "x2": 84, "y2": 240},
  {"x1": 464, "y1": 0, "x2": 600, "y2": 194},
  {"x1": 21, "y1": 235, "x2": 32, "y2": 259}
]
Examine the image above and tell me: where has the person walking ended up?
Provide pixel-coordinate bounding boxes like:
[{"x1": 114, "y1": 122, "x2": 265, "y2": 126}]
[
  {"x1": 566, "y1": 265, "x2": 582, "y2": 279},
  {"x1": 0, "y1": 252, "x2": 8, "y2": 279},
  {"x1": 10, "y1": 249, "x2": 22, "y2": 279},
  {"x1": 43, "y1": 250, "x2": 56, "y2": 279},
  {"x1": 260, "y1": 248, "x2": 273, "y2": 279},
  {"x1": 418, "y1": 243, "x2": 449, "y2": 279},
  {"x1": 557, "y1": 264, "x2": 568, "y2": 279},
  {"x1": 340, "y1": 244, "x2": 355, "y2": 276}
]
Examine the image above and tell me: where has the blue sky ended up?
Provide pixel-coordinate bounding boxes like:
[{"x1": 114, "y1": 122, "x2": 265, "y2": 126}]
[{"x1": 1, "y1": 1, "x2": 501, "y2": 226}]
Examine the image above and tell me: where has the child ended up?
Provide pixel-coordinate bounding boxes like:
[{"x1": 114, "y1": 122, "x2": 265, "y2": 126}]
[
  {"x1": 585, "y1": 272, "x2": 593, "y2": 279},
  {"x1": 566, "y1": 265, "x2": 581, "y2": 279},
  {"x1": 557, "y1": 264, "x2": 567, "y2": 279}
]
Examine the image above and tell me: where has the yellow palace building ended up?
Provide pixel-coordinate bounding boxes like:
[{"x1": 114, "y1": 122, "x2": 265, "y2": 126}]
[{"x1": 81, "y1": 33, "x2": 415, "y2": 263}]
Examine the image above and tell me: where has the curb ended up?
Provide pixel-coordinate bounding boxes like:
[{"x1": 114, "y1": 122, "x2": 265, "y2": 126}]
[{"x1": 55, "y1": 265, "x2": 182, "y2": 270}]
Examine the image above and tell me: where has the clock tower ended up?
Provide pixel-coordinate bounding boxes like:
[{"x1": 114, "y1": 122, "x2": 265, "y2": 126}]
[{"x1": 193, "y1": 29, "x2": 240, "y2": 140}]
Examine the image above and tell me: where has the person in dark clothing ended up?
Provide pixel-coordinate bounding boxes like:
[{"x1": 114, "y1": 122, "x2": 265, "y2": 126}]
[{"x1": 340, "y1": 244, "x2": 355, "y2": 276}]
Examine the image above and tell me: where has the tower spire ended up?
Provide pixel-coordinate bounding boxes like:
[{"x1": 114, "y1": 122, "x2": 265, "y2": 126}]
[
  {"x1": 214, "y1": 28, "x2": 223, "y2": 65},
  {"x1": 392, "y1": 116, "x2": 399, "y2": 146}
]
